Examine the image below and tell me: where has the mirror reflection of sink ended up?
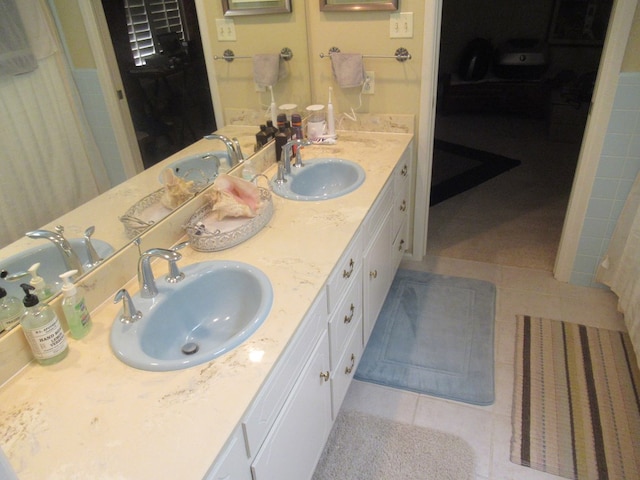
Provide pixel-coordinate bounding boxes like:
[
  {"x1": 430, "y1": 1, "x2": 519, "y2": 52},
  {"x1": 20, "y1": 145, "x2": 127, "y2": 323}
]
[
  {"x1": 0, "y1": 239, "x2": 114, "y2": 298},
  {"x1": 270, "y1": 158, "x2": 366, "y2": 201},
  {"x1": 161, "y1": 151, "x2": 233, "y2": 187},
  {"x1": 110, "y1": 260, "x2": 273, "y2": 372}
]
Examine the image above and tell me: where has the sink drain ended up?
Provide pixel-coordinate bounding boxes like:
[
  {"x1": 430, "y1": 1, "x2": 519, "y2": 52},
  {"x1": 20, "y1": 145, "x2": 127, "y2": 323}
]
[{"x1": 181, "y1": 342, "x2": 199, "y2": 355}]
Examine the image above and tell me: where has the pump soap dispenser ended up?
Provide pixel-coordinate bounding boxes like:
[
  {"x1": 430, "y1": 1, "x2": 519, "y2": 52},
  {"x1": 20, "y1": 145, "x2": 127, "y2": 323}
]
[
  {"x1": 0, "y1": 271, "x2": 24, "y2": 332},
  {"x1": 59, "y1": 269, "x2": 92, "y2": 339},
  {"x1": 19, "y1": 283, "x2": 68, "y2": 365},
  {"x1": 28, "y1": 262, "x2": 54, "y2": 301}
]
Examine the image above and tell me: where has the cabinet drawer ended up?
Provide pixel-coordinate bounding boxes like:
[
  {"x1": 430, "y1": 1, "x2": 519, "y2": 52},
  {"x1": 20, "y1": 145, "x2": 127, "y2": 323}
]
[
  {"x1": 242, "y1": 290, "x2": 327, "y2": 458},
  {"x1": 328, "y1": 268, "x2": 362, "y2": 368},
  {"x1": 392, "y1": 217, "x2": 408, "y2": 271},
  {"x1": 392, "y1": 160, "x2": 410, "y2": 239},
  {"x1": 326, "y1": 228, "x2": 362, "y2": 313},
  {"x1": 331, "y1": 316, "x2": 364, "y2": 419}
]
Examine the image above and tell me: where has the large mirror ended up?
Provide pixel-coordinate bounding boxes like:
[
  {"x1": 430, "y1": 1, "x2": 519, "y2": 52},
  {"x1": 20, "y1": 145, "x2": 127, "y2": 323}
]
[{"x1": 0, "y1": 0, "x2": 302, "y2": 315}]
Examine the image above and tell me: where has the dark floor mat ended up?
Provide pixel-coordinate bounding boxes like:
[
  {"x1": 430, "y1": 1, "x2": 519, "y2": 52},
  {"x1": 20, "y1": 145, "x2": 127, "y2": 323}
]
[{"x1": 430, "y1": 140, "x2": 521, "y2": 206}]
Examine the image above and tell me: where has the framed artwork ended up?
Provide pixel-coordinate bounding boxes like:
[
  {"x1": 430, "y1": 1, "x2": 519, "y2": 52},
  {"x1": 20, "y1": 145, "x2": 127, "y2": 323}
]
[
  {"x1": 222, "y1": 0, "x2": 292, "y2": 16},
  {"x1": 319, "y1": 0, "x2": 398, "y2": 12},
  {"x1": 548, "y1": 0, "x2": 613, "y2": 45}
]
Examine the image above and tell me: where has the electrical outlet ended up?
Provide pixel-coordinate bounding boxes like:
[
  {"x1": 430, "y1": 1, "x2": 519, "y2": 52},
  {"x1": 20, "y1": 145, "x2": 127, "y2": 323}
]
[
  {"x1": 363, "y1": 71, "x2": 375, "y2": 94},
  {"x1": 215, "y1": 18, "x2": 236, "y2": 42},
  {"x1": 390, "y1": 12, "x2": 413, "y2": 38}
]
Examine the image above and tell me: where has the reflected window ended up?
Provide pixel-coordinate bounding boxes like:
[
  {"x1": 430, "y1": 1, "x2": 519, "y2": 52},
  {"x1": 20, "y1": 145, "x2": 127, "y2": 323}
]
[{"x1": 124, "y1": 0, "x2": 186, "y2": 66}]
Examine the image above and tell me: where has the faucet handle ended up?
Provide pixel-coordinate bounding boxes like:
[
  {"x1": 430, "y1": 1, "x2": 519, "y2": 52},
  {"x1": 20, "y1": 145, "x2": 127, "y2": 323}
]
[
  {"x1": 114, "y1": 289, "x2": 142, "y2": 324},
  {"x1": 55, "y1": 225, "x2": 65, "y2": 235},
  {"x1": 166, "y1": 242, "x2": 188, "y2": 284}
]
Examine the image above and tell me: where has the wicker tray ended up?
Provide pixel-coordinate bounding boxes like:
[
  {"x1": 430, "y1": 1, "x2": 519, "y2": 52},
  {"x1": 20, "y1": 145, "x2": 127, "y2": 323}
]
[{"x1": 184, "y1": 187, "x2": 273, "y2": 251}]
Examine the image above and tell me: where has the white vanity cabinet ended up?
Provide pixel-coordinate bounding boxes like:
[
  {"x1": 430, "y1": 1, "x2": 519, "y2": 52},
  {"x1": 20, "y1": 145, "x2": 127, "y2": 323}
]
[{"x1": 392, "y1": 150, "x2": 411, "y2": 270}]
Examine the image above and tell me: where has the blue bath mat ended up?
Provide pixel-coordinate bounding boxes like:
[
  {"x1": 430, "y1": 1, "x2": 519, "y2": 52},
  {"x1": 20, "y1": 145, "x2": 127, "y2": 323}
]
[{"x1": 355, "y1": 269, "x2": 496, "y2": 405}]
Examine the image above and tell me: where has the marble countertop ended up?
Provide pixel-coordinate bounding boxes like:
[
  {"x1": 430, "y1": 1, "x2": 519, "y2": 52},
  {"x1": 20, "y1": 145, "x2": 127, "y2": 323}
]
[{"x1": 0, "y1": 131, "x2": 413, "y2": 479}]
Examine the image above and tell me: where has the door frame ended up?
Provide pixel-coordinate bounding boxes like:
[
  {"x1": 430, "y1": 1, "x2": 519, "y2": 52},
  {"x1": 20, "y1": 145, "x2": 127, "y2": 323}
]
[
  {"x1": 77, "y1": 0, "x2": 144, "y2": 180},
  {"x1": 413, "y1": 0, "x2": 638, "y2": 283}
]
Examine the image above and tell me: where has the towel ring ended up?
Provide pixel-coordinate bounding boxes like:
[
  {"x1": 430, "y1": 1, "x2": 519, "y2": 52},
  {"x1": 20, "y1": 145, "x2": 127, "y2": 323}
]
[
  {"x1": 319, "y1": 46, "x2": 411, "y2": 62},
  {"x1": 214, "y1": 47, "x2": 293, "y2": 63}
]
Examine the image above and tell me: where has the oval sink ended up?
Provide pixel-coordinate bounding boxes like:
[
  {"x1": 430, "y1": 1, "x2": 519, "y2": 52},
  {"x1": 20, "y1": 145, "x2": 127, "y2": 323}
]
[
  {"x1": 271, "y1": 158, "x2": 366, "y2": 201},
  {"x1": 0, "y1": 239, "x2": 114, "y2": 298},
  {"x1": 110, "y1": 261, "x2": 273, "y2": 372},
  {"x1": 161, "y1": 151, "x2": 231, "y2": 187}
]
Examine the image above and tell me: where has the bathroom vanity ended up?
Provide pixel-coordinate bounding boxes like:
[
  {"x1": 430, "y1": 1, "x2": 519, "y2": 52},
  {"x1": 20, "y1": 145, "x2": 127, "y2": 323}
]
[{"x1": 0, "y1": 128, "x2": 413, "y2": 479}]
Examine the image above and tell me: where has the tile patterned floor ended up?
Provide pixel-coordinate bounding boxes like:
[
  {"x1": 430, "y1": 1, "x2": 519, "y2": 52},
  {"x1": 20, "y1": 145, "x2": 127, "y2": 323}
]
[{"x1": 339, "y1": 255, "x2": 625, "y2": 480}]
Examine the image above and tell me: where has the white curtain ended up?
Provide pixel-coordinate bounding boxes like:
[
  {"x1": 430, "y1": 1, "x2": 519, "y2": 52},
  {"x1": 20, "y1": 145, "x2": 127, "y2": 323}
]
[
  {"x1": 596, "y1": 171, "x2": 640, "y2": 357},
  {"x1": 0, "y1": 0, "x2": 108, "y2": 247}
]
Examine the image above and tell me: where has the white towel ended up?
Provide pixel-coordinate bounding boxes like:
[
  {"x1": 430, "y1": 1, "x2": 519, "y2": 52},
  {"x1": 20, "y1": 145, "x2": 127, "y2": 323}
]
[
  {"x1": 331, "y1": 53, "x2": 365, "y2": 88},
  {"x1": 253, "y1": 54, "x2": 287, "y2": 87}
]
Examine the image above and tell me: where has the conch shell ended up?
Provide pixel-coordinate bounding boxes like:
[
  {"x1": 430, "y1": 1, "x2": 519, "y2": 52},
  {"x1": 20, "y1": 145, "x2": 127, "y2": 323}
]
[
  {"x1": 205, "y1": 174, "x2": 262, "y2": 221},
  {"x1": 160, "y1": 169, "x2": 195, "y2": 209}
]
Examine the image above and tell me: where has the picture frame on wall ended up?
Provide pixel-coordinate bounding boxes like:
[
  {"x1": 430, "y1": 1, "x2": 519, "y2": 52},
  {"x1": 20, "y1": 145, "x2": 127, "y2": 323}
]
[
  {"x1": 548, "y1": 0, "x2": 613, "y2": 45},
  {"x1": 319, "y1": 0, "x2": 398, "y2": 12},
  {"x1": 222, "y1": 0, "x2": 292, "y2": 16}
]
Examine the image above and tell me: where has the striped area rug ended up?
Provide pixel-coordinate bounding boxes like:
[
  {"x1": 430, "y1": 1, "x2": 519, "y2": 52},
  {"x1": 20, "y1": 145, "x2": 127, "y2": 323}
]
[{"x1": 511, "y1": 315, "x2": 640, "y2": 479}]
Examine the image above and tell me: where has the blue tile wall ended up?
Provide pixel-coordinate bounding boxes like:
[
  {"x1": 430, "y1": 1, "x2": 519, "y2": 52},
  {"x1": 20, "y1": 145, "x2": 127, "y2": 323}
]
[{"x1": 570, "y1": 72, "x2": 640, "y2": 287}]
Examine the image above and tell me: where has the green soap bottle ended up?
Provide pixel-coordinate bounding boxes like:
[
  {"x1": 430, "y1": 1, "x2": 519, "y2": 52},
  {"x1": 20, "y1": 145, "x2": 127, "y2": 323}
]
[
  {"x1": 19, "y1": 283, "x2": 68, "y2": 365},
  {"x1": 59, "y1": 270, "x2": 92, "y2": 340}
]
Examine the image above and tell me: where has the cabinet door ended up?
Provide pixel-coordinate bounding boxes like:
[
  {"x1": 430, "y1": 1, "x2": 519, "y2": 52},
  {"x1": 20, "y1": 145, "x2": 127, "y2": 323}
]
[
  {"x1": 363, "y1": 209, "x2": 393, "y2": 345},
  {"x1": 204, "y1": 427, "x2": 251, "y2": 480},
  {"x1": 251, "y1": 332, "x2": 332, "y2": 480}
]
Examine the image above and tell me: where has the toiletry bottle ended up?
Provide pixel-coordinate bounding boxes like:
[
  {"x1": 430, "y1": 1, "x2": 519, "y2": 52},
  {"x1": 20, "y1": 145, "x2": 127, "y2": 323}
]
[
  {"x1": 256, "y1": 125, "x2": 268, "y2": 148},
  {"x1": 0, "y1": 285, "x2": 24, "y2": 333},
  {"x1": 28, "y1": 262, "x2": 54, "y2": 301},
  {"x1": 275, "y1": 126, "x2": 288, "y2": 162},
  {"x1": 265, "y1": 120, "x2": 278, "y2": 140},
  {"x1": 59, "y1": 270, "x2": 92, "y2": 340},
  {"x1": 19, "y1": 283, "x2": 68, "y2": 365},
  {"x1": 277, "y1": 113, "x2": 287, "y2": 131}
]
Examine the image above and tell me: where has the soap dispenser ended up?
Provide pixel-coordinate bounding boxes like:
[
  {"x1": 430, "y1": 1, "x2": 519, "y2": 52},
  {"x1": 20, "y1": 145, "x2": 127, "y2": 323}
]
[
  {"x1": 0, "y1": 272, "x2": 24, "y2": 332},
  {"x1": 59, "y1": 269, "x2": 92, "y2": 339},
  {"x1": 28, "y1": 262, "x2": 54, "y2": 301},
  {"x1": 19, "y1": 283, "x2": 68, "y2": 365}
]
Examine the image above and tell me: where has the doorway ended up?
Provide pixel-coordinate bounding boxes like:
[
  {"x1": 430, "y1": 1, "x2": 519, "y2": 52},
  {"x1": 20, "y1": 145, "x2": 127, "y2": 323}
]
[
  {"x1": 101, "y1": 0, "x2": 216, "y2": 169},
  {"x1": 427, "y1": 0, "x2": 609, "y2": 271}
]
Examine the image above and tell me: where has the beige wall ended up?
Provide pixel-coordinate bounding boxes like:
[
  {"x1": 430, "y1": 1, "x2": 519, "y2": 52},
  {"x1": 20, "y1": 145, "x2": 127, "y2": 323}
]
[
  {"x1": 306, "y1": 1, "x2": 425, "y2": 118},
  {"x1": 621, "y1": 3, "x2": 640, "y2": 71},
  {"x1": 199, "y1": 0, "x2": 312, "y2": 118},
  {"x1": 51, "y1": 0, "x2": 95, "y2": 69}
]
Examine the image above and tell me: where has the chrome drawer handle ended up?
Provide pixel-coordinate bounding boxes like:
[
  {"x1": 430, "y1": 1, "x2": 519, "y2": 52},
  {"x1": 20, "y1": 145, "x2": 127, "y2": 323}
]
[
  {"x1": 401, "y1": 165, "x2": 408, "y2": 176},
  {"x1": 399, "y1": 200, "x2": 407, "y2": 212},
  {"x1": 344, "y1": 303, "x2": 355, "y2": 324},
  {"x1": 369, "y1": 269, "x2": 378, "y2": 279},
  {"x1": 343, "y1": 258, "x2": 354, "y2": 279},
  {"x1": 345, "y1": 354, "x2": 355, "y2": 374},
  {"x1": 320, "y1": 371, "x2": 330, "y2": 382},
  {"x1": 398, "y1": 239, "x2": 405, "y2": 251}
]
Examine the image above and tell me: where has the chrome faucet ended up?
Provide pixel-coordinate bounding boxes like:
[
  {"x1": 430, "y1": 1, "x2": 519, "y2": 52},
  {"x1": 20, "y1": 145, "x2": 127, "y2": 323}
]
[
  {"x1": 204, "y1": 133, "x2": 242, "y2": 167},
  {"x1": 137, "y1": 248, "x2": 183, "y2": 298},
  {"x1": 26, "y1": 225, "x2": 84, "y2": 276},
  {"x1": 276, "y1": 138, "x2": 312, "y2": 182},
  {"x1": 83, "y1": 226, "x2": 103, "y2": 268},
  {"x1": 113, "y1": 289, "x2": 142, "y2": 324}
]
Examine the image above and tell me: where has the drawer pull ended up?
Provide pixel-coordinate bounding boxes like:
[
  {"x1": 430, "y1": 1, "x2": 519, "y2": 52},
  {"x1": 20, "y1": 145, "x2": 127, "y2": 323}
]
[
  {"x1": 401, "y1": 165, "x2": 408, "y2": 176},
  {"x1": 320, "y1": 371, "x2": 330, "y2": 382},
  {"x1": 344, "y1": 303, "x2": 355, "y2": 324},
  {"x1": 343, "y1": 259, "x2": 355, "y2": 279},
  {"x1": 398, "y1": 239, "x2": 405, "y2": 251},
  {"x1": 369, "y1": 269, "x2": 378, "y2": 279},
  {"x1": 345, "y1": 354, "x2": 355, "y2": 375},
  {"x1": 399, "y1": 200, "x2": 407, "y2": 212}
]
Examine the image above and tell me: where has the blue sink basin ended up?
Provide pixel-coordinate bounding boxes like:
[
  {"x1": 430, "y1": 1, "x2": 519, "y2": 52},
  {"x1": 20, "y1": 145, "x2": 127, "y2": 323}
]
[
  {"x1": 0, "y1": 239, "x2": 114, "y2": 298},
  {"x1": 110, "y1": 261, "x2": 273, "y2": 372},
  {"x1": 161, "y1": 151, "x2": 231, "y2": 187},
  {"x1": 271, "y1": 158, "x2": 366, "y2": 201}
]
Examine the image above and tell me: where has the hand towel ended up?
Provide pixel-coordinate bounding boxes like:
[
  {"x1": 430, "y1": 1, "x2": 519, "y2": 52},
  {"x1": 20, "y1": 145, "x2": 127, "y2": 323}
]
[
  {"x1": 253, "y1": 54, "x2": 287, "y2": 87},
  {"x1": 330, "y1": 53, "x2": 365, "y2": 88}
]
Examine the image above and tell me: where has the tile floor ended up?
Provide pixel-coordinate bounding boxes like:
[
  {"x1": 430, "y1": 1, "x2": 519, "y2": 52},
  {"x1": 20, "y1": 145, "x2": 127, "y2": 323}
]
[{"x1": 338, "y1": 255, "x2": 625, "y2": 480}]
